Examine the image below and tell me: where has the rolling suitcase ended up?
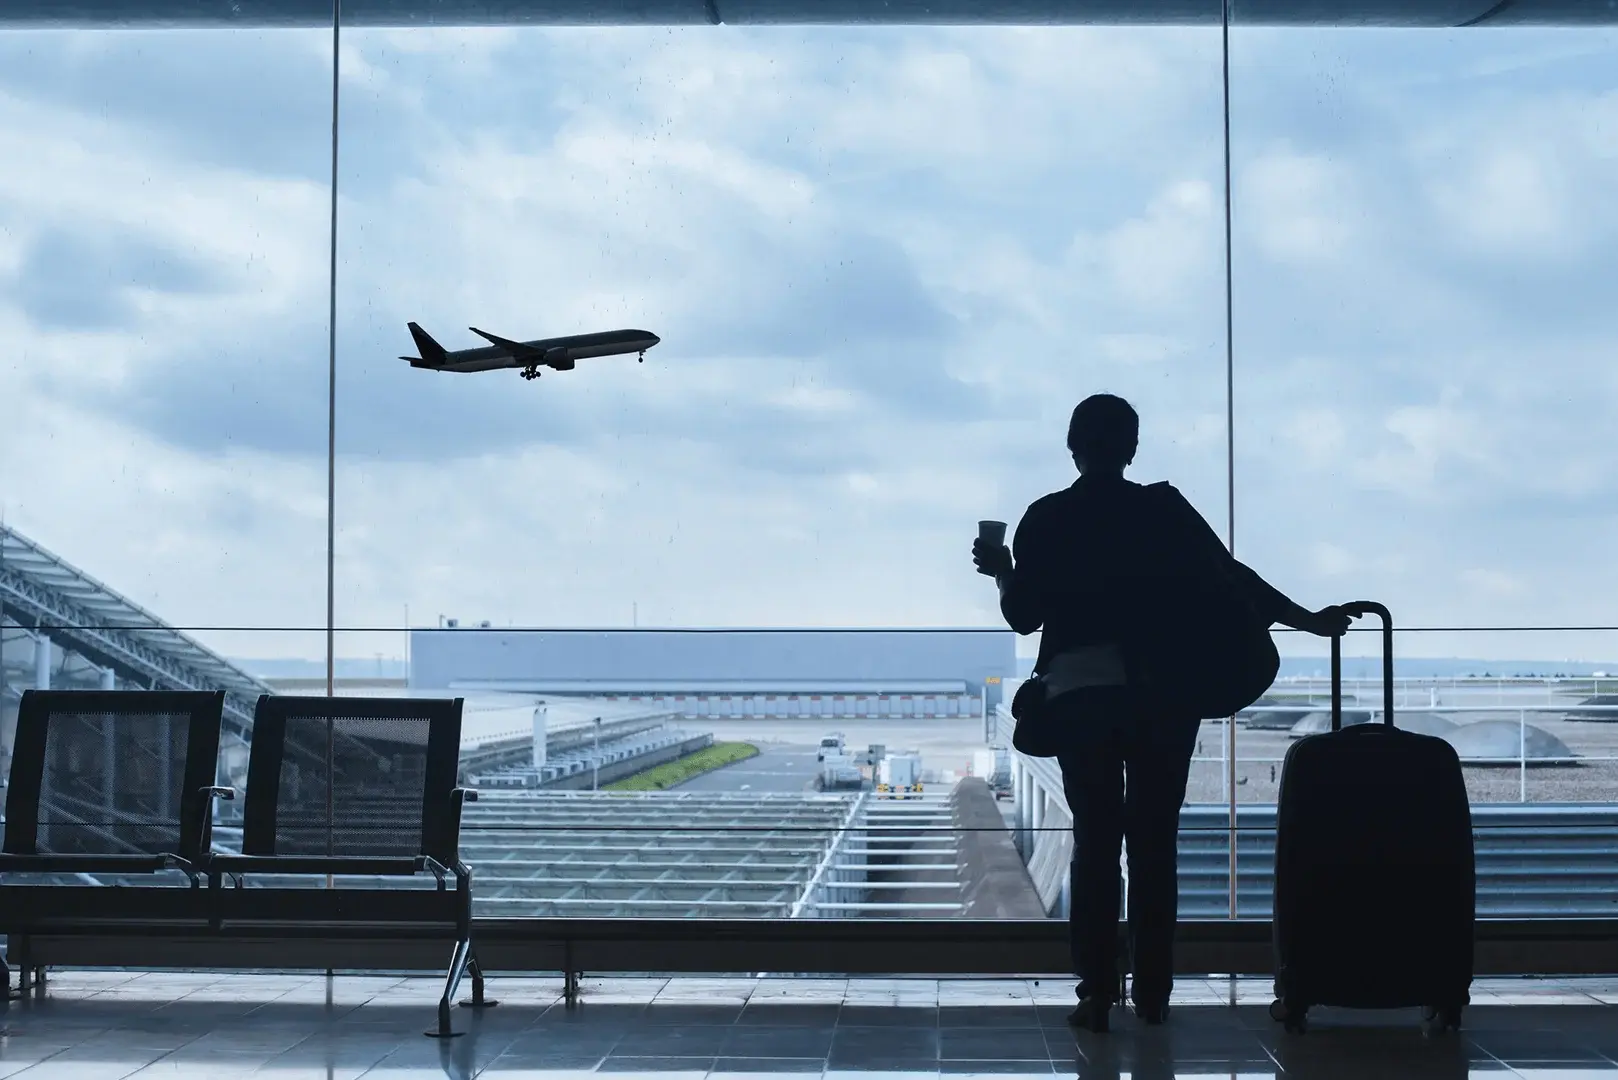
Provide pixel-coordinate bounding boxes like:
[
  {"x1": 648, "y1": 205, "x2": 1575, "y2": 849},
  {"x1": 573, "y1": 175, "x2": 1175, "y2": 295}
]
[{"x1": 1270, "y1": 601, "x2": 1475, "y2": 1035}]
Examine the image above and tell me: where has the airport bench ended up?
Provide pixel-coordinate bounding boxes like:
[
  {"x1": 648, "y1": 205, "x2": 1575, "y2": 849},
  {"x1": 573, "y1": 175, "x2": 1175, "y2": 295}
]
[
  {"x1": 0, "y1": 690, "x2": 490, "y2": 1038},
  {"x1": 0, "y1": 689, "x2": 230, "y2": 992},
  {"x1": 203, "y1": 693, "x2": 491, "y2": 1037}
]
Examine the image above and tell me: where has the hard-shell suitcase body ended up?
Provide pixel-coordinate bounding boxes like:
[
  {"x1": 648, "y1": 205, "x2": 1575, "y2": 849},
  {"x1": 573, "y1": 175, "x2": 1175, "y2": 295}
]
[{"x1": 1270, "y1": 602, "x2": 1475, "y2": 1035}]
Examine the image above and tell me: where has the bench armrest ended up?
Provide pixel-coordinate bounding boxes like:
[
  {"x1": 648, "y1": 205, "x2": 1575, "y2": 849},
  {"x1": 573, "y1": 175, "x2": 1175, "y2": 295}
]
[
  {"x1": 194, "y1": 785, "x2": 237, "y2": 862},
  {"x1": 443, "y1": 787, "x2": 477, "y2": 866}
]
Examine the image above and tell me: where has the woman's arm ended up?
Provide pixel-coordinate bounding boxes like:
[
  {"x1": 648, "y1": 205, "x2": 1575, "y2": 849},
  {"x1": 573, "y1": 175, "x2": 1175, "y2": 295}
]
[
  {"x1": 985, "y1": 507, "x2": 1046, "y2": 636},
  {"x1": 996, "y1": 567, "x2": 1043, "y2": 636},
  {"x1": 1229, "y1": 560, "x2": 1332, "y2": 634},
  {"x1": 1163, "y1": 485, "x2": 1343, "y2": 637}
]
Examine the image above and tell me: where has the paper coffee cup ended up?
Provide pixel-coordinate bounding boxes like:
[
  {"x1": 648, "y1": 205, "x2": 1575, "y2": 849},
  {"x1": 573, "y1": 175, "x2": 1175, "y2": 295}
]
[{"x1": 978, "y1": 520, "x2": 1008, "y2": 546}]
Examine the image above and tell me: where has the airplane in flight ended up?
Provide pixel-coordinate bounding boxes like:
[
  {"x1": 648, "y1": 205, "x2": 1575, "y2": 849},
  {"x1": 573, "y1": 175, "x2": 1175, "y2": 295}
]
[{"x1": 402, "y1": 322, "x2": 661, "y2": 381}]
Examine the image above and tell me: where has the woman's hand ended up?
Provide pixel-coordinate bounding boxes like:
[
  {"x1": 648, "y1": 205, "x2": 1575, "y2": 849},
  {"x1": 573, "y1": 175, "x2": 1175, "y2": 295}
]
[
  {"x1": 972, "y1": 538, "x2": 1013, "y2": 579},
  {"x1": 1299, "y1": 605, "x2": 1352, "y2": 638}
]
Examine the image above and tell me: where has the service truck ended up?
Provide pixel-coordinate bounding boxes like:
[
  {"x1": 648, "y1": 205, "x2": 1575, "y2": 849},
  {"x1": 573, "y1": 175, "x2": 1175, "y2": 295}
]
[
  {"x1": 816, "y1": 732, "x2": 846, "y2": 762},
  {"x1": 973, "y1": 748, "x2": 1013, "y2": 799},
  {"x1": 877, "y1": 750, "x2": 924, "y2": 798},
  {"x1": 818, "y1": 750, "x2": 864, "y2": 791}
]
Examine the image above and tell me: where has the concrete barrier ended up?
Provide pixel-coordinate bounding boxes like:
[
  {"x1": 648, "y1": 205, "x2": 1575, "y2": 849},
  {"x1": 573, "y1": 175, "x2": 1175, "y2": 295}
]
[{"x1": 541, "y1": 734, "x2": 715, "y2": 790}]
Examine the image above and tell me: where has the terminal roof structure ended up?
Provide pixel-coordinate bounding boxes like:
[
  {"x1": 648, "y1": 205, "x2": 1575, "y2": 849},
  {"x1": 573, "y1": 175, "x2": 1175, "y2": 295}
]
[
  {"x1": 7, "y1": 0, "x2": 1614, "y2": 27},
  {"x1": 0, "y1": 524, "x2": 272, "y2": 740},
  {"x1": 461, "y1": 792, "x2": 858, "y2": 917}
]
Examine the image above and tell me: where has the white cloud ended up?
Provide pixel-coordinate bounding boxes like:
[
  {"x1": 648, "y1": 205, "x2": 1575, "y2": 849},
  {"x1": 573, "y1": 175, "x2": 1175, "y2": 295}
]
[
  {"x1": 1415, "y1": 92, "x2": 1618, "y2": 261},
  {"x1": 1279, "y1": 408, "x2": 1347, "y2": 469},
  {"x1": 1098, "y1": 179, "x2": 1218, "y2": 310},
  {"x1": 1240, "y1": 148, "x2": 1360, "y2": 265},
  {"x1": 1428, "y1": 144, "x2": 1570, "y2": 258},
  {"x1": 1461, "y1": 568, "x2": 1528, "y2": 598},
  {"x1": 1309, "y1": 542, "x2": 1358, "y2": 577}
]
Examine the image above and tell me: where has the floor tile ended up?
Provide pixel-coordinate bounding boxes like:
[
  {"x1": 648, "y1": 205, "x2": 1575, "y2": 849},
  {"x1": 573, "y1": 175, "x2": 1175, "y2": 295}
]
[
  {"x1": 938, "y1": 1027, "x2": 1050, "y2": 1060},
  {"x1": 737, "y1": 1004, "x2": 844, "y2": 1027},
  {"x1": 2, "y1": 972, "x2": 1617, "y2": 1080},
  {"x1": 838, "y1": 1006, "x2": 938, "y2": 1028},
  {"x1": 710, "y1": 1056, "x2": 829, "y2": 1074},
  {"x1": 640, "y1": 1004, "x2": 746, "y2": 1026},
  {"x1": 613, "y1": 1026, "x2": 734, "y2": 1057},
  {"x1": 936, "y1": 1006, "x2": 1041, "y2": 1029},
  {"x1": 939, "y1": 1062, "x2": 1056, "y2": 1075},
  {"x1": 719, "y1": 1026, "x2": 836, "y2": 1058},
  {"x1": 493, "y1": 1047, "x2": 616, "y2": 1068},
  {"x1": 597, "y1": 1055, "x2": 715, "y2": 1075},
  {"x1": 829, "y1": 1025, "x2": 940, "y2": 1064}
]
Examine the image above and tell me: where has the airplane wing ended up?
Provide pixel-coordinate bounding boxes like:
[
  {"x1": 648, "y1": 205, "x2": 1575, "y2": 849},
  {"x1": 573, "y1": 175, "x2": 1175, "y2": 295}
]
[{"x1": 468, "y1": 327, "x2": 546, "y2": 360}]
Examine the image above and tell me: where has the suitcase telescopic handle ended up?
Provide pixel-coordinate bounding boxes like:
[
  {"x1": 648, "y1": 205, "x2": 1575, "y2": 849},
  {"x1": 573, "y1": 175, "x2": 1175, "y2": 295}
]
[{"x1": 1329, "y1": 601, "x2": 1394, "y2": 732}]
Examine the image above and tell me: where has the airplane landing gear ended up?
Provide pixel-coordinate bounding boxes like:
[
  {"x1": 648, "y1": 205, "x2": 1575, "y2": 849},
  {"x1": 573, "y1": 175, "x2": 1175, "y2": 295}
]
[
  {"x1": 520, "y1": 366, "x2": 541, "y2": 380},
  {"x1": 637, "y1": 351, "x2": 645, "y2": 362}
]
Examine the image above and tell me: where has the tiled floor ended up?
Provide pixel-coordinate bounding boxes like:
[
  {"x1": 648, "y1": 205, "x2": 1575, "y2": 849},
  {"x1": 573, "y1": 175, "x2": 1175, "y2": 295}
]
[{"x1": 2, "y1": 973, "x2": 1617, "y2": 1078}]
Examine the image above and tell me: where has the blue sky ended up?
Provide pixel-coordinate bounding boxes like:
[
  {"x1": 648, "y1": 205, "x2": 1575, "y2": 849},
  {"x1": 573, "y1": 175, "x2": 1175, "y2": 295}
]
[{"x1": 0, "y1": 25, "x2": 1614, "y2": 664}]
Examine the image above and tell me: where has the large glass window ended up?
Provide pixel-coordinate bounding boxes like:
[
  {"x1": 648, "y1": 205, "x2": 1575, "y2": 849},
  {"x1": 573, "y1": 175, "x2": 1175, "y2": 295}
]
[
  {"x1": 9, "y1": 6, "x2": 1615, "y2": 933},
  {"x1": 1231, "y1": 25, "x2": 1618, "y2": 793},
  {"x1": 0, "y1": 29, "x2": 334, "y2": 637},
  {"x1": 333, "y1": 20, "x2": 1228, "y2": 917},
  {"x1": 1227, "y1": 25, "x2": 1618, "y2": 916},
  {"x1": 0, "y1": 28, "x2": 335, "y2": 799}
]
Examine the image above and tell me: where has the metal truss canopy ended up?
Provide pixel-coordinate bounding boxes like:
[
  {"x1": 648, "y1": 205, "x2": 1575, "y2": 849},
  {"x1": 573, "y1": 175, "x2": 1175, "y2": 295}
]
[
  {"x1": 0, "y1": 524, "x2": 272, "y2": 737},
  {"x1": 459, "y1": 791, "x2": 857, "y2": 918},
  {"x1": 6, "y1": 0, "x2": 1617, "y2": 27},
  {"x1": 441, "y1": 790, "x2": 969, "y2": 919}
]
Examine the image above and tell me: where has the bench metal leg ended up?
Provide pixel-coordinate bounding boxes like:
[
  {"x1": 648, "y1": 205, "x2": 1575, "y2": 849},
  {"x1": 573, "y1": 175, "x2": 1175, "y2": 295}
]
[
  {"x1": 8, "y1": 938, "x2": 29, "y2": 997},
  {"x1": 14, "y1": 946, "x2": 36, "y2": 996},
  {"x1": 425, "y1": 938, "x2": 472, "y2": 1038},
  {"x1": 562, "y1": 938, "x2": 580, "y2": 1007},
  {"x1": 459, "y1": 948, "x2": 498, "y2": 1009}
]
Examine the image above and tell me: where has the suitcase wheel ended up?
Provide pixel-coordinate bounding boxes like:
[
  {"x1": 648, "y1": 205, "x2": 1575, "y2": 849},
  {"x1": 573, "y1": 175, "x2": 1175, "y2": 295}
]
[
  {"x1": 1421, "y1": 1004, "x2": 1463, "y2": 1036},
  {"x1": 1271, "y1": 998, "x2": 1308, "y2": 1033}
]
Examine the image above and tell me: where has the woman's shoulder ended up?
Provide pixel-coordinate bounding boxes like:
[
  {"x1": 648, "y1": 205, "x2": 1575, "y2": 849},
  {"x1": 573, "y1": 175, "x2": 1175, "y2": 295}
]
[{"x1": 1137, "y1": 479, "x2": 1191, "y2": 506}]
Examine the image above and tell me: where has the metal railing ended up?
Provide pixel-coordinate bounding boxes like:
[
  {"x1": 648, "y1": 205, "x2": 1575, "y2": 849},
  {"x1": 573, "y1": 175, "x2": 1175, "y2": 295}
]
[
  {"x1": 1010, "y1": 729, "x2": 1618, "y2": 921},
  {"x1": 1175, "y1": 804, "x2": 1618, "y2": 918}
]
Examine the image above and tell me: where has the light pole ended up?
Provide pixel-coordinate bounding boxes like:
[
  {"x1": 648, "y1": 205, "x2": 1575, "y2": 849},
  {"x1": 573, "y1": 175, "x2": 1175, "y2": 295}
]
[{"x1": 592, "y1": 717, "x2": 602, "y2": 791}]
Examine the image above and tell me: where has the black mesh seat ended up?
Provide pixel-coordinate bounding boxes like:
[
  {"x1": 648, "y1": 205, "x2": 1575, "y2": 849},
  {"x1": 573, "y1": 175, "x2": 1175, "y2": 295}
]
[
  {"x1": 204, "y1": 695, "x2": 489, "y2": 1037},
  {"x1": 0, "y1": 689, "x2": 228, "y2": 877},
  {"x1": 0, "y1": 690, "x2": 230, "y2": 993}
]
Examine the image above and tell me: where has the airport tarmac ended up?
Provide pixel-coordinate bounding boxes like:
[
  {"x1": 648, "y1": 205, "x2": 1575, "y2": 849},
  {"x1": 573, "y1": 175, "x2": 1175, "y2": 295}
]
[
  {"x1": 675, "y1": 744, "x2": 825, "y2": 794},
  {"x1": 702, "y1": 717, "x2": 990, "y2": 777},
  {"x1": 677, "y1": 712, "x2": 1618, "y2": 804}
]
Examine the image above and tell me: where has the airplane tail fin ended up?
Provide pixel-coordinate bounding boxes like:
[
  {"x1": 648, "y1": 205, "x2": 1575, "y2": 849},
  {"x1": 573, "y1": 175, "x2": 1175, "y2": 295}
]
[{"x1": 405, "y1": 322, "x2": 450, "y2": 366}]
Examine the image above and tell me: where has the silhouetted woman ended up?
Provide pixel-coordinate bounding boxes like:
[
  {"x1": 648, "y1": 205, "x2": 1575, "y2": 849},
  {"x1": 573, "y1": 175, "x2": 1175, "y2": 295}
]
[{"x1": 973, "y1": 394, "x2": 1346, "y2": 1031}]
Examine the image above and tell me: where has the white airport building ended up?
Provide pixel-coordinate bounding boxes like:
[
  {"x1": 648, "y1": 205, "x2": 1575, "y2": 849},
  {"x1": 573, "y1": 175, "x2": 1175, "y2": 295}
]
[{"x1": 408, "y1": 628, "x2": 1017, "y2": 719}]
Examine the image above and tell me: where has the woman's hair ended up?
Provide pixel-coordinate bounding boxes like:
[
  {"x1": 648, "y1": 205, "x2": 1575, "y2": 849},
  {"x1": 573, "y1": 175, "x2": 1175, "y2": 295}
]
[{"x1": 1066, "y1": 394, "x2": 1139, "y2": 470}]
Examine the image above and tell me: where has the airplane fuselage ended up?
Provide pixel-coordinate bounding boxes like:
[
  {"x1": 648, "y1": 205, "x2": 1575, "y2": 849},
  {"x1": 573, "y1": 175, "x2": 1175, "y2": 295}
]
[{"x1": 406, "y1": 328, "x2": 660, "y2": 373}]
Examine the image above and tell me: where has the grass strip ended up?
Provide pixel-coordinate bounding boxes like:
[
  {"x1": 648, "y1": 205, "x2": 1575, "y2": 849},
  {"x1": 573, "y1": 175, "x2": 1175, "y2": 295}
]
[{"x1": 605, "y1": 741, "x2": 761, "y2": 792}]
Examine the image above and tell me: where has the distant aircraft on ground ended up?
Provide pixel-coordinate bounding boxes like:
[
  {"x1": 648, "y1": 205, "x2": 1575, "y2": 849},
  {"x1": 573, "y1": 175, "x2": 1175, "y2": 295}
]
[{"x1": 402, "y1": 323, "x2": 660, "y2": 381}]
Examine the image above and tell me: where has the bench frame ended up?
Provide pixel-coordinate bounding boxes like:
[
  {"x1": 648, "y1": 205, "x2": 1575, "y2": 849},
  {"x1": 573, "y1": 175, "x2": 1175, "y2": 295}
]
[{"x1": 0, "y1": 691, "x2": 492, "y2": 1037}]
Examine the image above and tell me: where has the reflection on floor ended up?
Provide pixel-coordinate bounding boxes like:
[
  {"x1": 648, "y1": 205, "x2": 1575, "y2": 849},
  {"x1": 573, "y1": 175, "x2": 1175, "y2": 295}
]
[{"x1": 1, "y1": 972, "x2": 1617, "y2": 1077}]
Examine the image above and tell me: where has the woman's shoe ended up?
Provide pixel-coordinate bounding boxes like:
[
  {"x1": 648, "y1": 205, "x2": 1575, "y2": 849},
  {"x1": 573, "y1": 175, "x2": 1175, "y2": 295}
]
[
  {"x1": 1133, "y1": 999, "x2": 1170, "y2": 1025},
  {"x1": 1066, "y1": 994, "x2": 1114, "y2": 1033}
]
